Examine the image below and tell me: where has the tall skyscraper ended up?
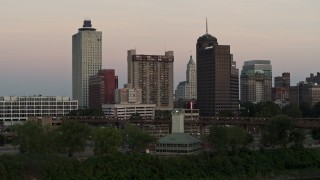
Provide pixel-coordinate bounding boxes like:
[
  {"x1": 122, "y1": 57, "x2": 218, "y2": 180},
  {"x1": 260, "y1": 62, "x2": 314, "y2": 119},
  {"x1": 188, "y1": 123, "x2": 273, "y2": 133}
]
[
  {"x1": 240, "y1": 60, "x2": 272, "y2": 103},
  {"x1": 196, "y1": 19, "x2": 239, "y2": 116},
  {"x1": 72, "y1": 20, "x2": 102, "y2": 108},
  {"x1": 89, "y1": 69, "x2": 118, "y2": 108},
  {"x1": 127, "y1": 49, "x2": 174, "y2": 110},
  {"x1": 175, "y1": 55, "x2": 197, "y2": 102}
]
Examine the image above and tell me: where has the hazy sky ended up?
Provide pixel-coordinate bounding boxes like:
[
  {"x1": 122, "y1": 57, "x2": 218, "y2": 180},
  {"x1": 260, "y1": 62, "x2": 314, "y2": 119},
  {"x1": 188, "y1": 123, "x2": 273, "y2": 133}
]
[{"x1": 0, "y1": 0, "x2": 319, "y2": 97}]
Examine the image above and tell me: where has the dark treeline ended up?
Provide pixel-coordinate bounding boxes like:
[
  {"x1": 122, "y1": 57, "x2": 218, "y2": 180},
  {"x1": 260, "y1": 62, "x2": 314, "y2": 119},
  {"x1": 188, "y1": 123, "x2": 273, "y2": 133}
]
[
  {"x1": 1, "y1": 147, "x2": 320, "y2": 179},
  {"x1": 240, "y1": 101, "x2": 320, "y2": 118}
]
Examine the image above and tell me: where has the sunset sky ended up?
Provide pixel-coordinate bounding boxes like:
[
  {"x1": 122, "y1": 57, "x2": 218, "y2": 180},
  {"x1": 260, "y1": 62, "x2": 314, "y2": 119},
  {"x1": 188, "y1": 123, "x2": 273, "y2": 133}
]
[{"x1": 0, "y1": 0, "x2": 319, "y2": 96}]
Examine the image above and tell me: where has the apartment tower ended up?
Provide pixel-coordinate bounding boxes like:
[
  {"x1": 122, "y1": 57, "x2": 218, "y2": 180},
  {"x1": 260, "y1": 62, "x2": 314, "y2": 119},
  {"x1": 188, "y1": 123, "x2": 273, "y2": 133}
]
[
  {"x1": 127, "y1": 49, "x2": 174, "y2": 110},
  {"x1": 72, "y1": 20, "x2": 102, "y2": 108}
]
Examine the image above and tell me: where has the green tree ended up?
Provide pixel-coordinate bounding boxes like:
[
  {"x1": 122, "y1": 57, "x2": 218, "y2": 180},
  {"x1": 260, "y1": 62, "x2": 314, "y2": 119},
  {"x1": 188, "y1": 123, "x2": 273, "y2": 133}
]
[
  {"x1": 256, "y1": 101, "x2": 281, "y2": 117},
  {"x1": 218, "y1": 110, "x2": 234, "y2": 117},
  {"x1": 261, "y1": 115, "x2": 293, "y2": 148},
  {"x1": 311, "y1": 128, "x2": 320, "y2": 142},
  {"x1": 282, "y1": 104, "x2": 302, "y2": 118},
  {"x1": 68, "y1": 108, "x2": 105, "y2": 116},
  {"x1": 56, "y1": 121, "x2": 91, "y2": 157},
  {"x1": 299, "y1": 102, "x2": 312, "y2": 117},
  {"x1": 240, "y1": 102, "x2": 257, "y2": 117},
  {"x1": 129, "y1": 113, "x2": 142, "y2": 120},
  {"x1": 13, "y1": 121, "x2": 45, "y2": 153},
  {"x1": 122, "y1": 124, "x2": 156, "y2": 153},
  {"x1": 0, "y1": 162, "x2": 7, "y2": 180},
  {"x1": 289, "y1": 129, "x2": 305, "y2": 147},
  {"x1": 311, "y1": 102, "x2": 320, "y2": 117},
  {"x1": 208, "y1": 126, "x2": 229, "y2": 153},
  {"x1": 155, "y1": 110, "x2": 171, "y2": 118},
  {"x1": 92, "y1": 128, "x2": 122, "y2": 157},
  {"x1": 208, "y1": 126, "x2": 252, "y2": 153}
]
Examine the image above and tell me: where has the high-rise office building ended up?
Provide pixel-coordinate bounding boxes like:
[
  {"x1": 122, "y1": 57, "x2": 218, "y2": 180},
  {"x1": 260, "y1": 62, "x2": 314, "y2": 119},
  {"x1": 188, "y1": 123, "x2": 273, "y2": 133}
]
[
  {"x1": 72, "y1": 20, "x2": 102, "y2": 108},
  {"x1": 240, "y1": 60, "x2": 272, "y2": 103},
  {"x1": 196, "y1": 20, "x2": 239, "y2": 116},
  {"x1": 127, "y1": 49, "x2": 174, "y2": 110},
  {"x1": 89, "y1": 69, "x2": 118, "y2": 108},
  {"x1": 175, "y1": 55, "x2": 197, "y2": 101}
]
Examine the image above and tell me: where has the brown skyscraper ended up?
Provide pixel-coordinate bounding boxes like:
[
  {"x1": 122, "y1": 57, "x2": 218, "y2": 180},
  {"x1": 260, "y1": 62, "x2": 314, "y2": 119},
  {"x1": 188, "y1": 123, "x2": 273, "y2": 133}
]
[{"x1": 196, "y1": 20, "x2": 239, "y2": 116}]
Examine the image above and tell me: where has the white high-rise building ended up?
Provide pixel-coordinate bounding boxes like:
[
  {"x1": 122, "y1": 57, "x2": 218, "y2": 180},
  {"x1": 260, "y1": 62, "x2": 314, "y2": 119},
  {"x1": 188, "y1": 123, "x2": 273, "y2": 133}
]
[
  {"x1": 72, "y1": 20, "x2": 102, "y2": 108},
  {"x1": 175, "y1": 55, "x2": 197, "y2": 101}
]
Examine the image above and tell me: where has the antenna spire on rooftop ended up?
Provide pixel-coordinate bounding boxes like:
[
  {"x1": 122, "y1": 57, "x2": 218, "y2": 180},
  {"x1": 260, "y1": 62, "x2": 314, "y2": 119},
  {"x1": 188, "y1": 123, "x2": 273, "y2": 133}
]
[{"x1": 206, "y1": 17, "x2": 208, "y2": 34}]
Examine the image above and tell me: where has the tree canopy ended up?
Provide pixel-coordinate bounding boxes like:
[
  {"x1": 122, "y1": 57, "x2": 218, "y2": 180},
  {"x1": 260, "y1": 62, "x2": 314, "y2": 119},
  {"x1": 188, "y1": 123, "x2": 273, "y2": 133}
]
[
  {"x1": 56, "y1": 121, "x2": 91, "y2": 157},
  {"x1": 92, "y1": 128, "x2": 122, "y2": 157},
  {"x1": 122, "y1": 124, "x2": 156, "y2": 153},
  {"x1": 208, "y1": 125, "x2": 253, "y2": 153},
  {"x1": 68, "y1": 108, "x2": 105, "y2": 116}
]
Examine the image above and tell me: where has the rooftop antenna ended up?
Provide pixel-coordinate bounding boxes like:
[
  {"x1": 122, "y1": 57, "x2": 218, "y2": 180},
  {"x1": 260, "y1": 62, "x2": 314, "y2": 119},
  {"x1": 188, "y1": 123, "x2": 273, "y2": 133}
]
[{"x1": 206, "y1": 17, "x2": 208, "y2": 34}]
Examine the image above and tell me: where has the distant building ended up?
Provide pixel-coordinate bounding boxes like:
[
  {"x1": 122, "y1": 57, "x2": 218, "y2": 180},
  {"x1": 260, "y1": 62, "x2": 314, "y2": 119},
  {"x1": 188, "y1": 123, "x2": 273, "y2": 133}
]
[
  {"x1": 102, "y1": 104, "x2": 156, "y2": 119},
  {"x1": 175, "y1": 55, "x2": 197, "y2": 104},
  {"x1": 115, "y1": 84, "x2": 142, "y2": 104},
  {"x1": 196, "y1": 19, "x2": 239, "y2": 116},
  {"x1": 272, "y1": 72, "x2": 290, "y2": 107},
  {"x1": 0, "y1": 96, "x2": 78, "y2": 126},
  {"x1": 240, "y1": 60, "x2": 272, "y2": 103},
  {"x1": 274, "y1": 72, "x2": 290, "y2": 88},
  {"x1": 89, "y1": 69, "x2": 118, "y2": 108},
  {"x1": 290, "y1": 82, "x2": 320, "y2": 107},
  {"x1": 127, "y1": 49, "x2": 174, "y2": 110},
  {"x1": 306, "y1": 72, "x2": 320, "y2": 84},
  {"x1": 103, "y1": 84, "x2": 155, "y2": 119},
  {"x1": 72, "y1": 20, "x2": 102, "y2": 109}
]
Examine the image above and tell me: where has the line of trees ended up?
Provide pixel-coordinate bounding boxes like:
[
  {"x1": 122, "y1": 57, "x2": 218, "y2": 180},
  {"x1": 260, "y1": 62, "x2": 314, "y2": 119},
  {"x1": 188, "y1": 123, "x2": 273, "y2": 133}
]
[
  {"x1": 240, "y1": 101, "x2": 320, "y2": 118},
  {"x1": 12, "y1": 121, "x2": 155, "y2": 157}
]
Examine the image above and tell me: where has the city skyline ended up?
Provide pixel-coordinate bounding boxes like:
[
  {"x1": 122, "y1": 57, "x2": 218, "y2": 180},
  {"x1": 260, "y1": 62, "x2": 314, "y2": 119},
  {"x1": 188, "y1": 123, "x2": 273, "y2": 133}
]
[{"x1": 1, "y1": 0, "x2": 320, "y2": 96}]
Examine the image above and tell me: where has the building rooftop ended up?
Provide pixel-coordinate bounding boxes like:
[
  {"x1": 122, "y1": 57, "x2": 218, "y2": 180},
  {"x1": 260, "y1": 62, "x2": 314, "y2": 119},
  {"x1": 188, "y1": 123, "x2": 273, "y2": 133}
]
[{"x1": 158, "y1": 133, "x2": 201, "y2": 144}]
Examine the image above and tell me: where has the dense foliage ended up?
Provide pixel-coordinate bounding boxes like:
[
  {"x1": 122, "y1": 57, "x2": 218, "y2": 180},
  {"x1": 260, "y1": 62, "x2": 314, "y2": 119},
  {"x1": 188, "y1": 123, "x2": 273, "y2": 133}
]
[
  {"x1": 1, "y1": 147, "x2": 320, "y2": 179},
  {"x1": 68, "y1": 108, "x2": 105, "y2": 116}
]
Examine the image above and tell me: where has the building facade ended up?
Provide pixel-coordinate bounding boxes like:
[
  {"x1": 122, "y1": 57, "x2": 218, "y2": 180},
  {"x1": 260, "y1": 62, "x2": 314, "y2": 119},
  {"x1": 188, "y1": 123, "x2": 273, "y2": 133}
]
[
  {"x1": 102, "y1": 104, "x2": 156, "y2": 119},
  {"x1": 115, "y1": 84, "x2": 142, "y2": 104},
  {"x1": 196, "y1": 25, "x2": 239, "y2": 116},
  {"x1": 0, "y1": 96, "x2": 78, "y2": 126},
  {"x1": 272, "y1": 72, "x2": 290, "y2": 107},
  {"x1": 72, "y1": 20, "x2": 102, "y2": 108},
  {"x1": 89, "y1": 69, "x2": 118, "y2": 108},
  {"x1": 175, "y1": 55, "x2": 197, "y2": 102},
  {"x1": 127, "y1": 49, "x2": 174, "y2": 110},
  {"x1": 240, "y1": 60, "x2": 272, "y2": 103},
  {"x1": 289, "y1": 82, "x2": 320, "y2": 107},
  {"x1": 306, "y1": 72, "x2": 320, "y2": 84}
]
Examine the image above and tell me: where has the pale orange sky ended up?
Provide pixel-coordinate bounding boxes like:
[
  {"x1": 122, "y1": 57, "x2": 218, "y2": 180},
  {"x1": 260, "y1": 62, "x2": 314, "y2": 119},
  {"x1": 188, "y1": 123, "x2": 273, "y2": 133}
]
[{"x1": 0, "y1": 0, "x2": 319, "y2": 96}]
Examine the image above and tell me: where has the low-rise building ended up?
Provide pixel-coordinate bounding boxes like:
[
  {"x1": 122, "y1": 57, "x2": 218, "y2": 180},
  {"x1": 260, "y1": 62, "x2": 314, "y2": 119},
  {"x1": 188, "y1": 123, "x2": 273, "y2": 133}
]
[
  {"x1": 102, "y1": 104, "x2": 156, "y2": 119},
  {"x1": 0, "y1": 96, "x2": 78, "y2": 126},
  {"x1": 155, "y1": 108, "x2": 202, "y2": 155}
]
